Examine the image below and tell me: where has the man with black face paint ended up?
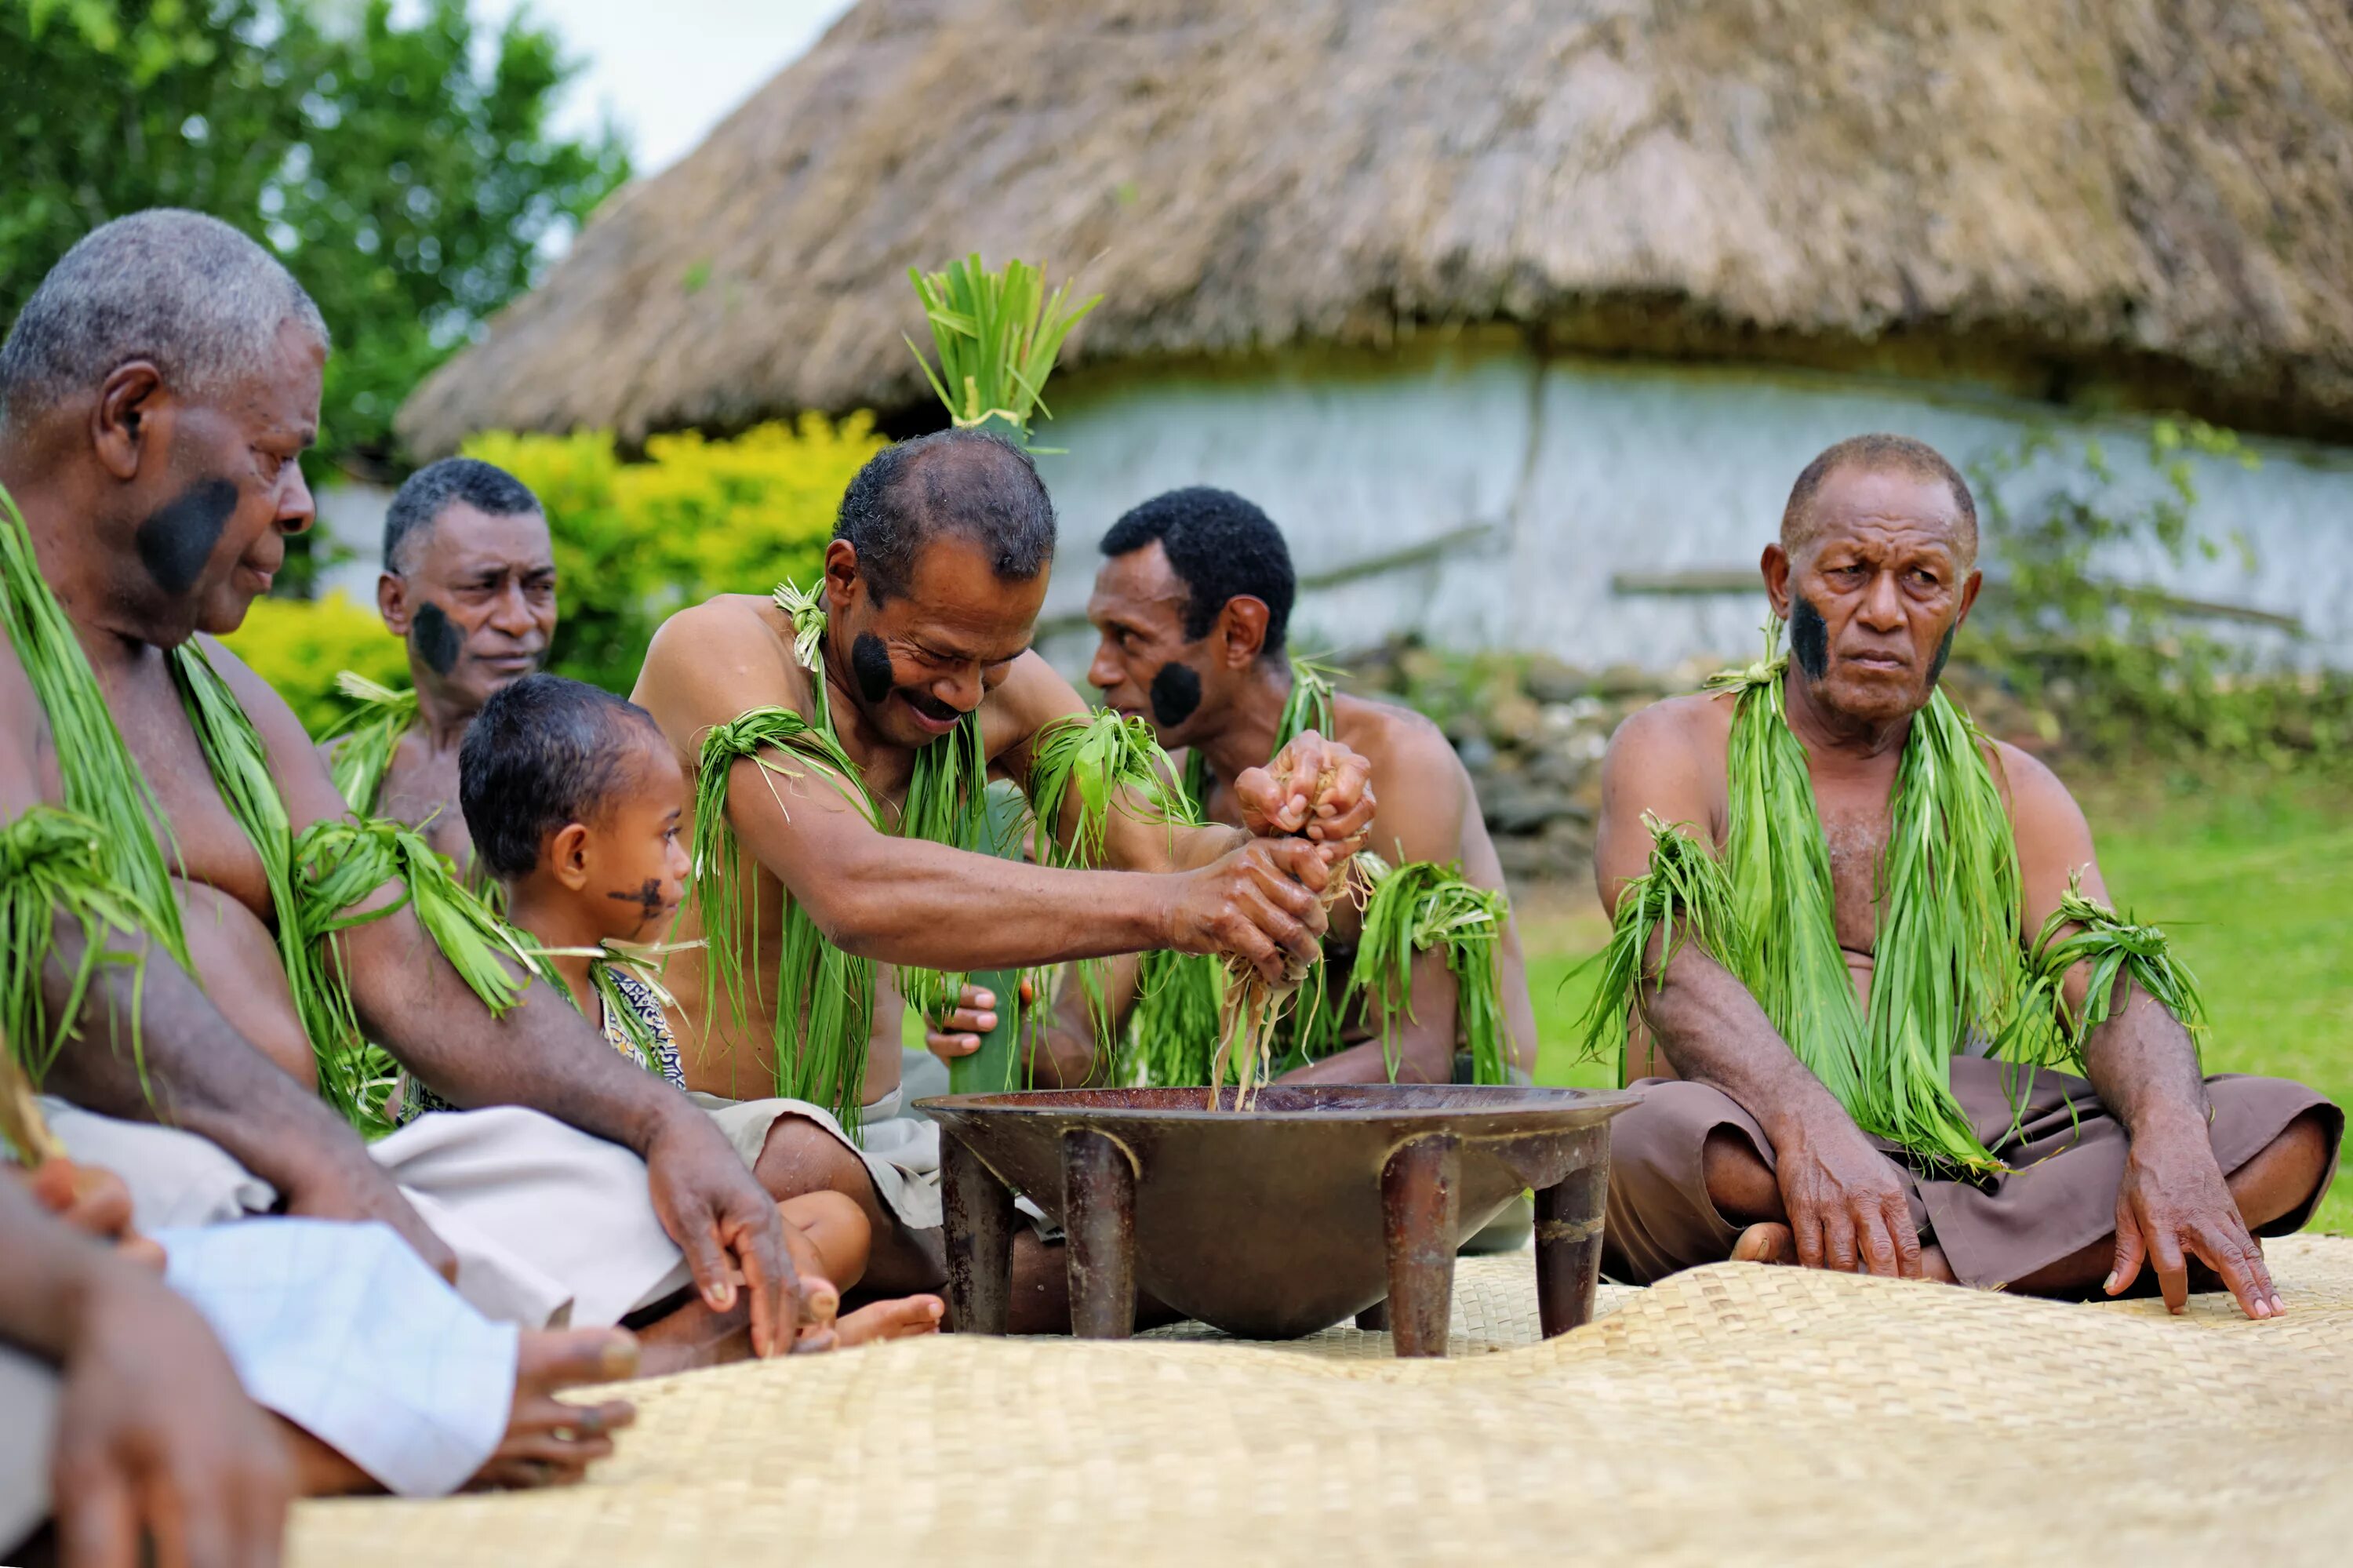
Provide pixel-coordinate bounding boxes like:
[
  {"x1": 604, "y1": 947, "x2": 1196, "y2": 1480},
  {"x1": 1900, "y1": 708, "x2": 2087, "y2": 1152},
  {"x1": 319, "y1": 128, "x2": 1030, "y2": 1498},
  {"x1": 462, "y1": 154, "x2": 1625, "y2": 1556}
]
[
  {"x1": 0, "y1": 211, "x2": 822, "y2": 1373},
  {"x1": 1591, "y1": 433, "x2": 2337, "y2": 1319},
  {"x1": 320, "y1": 457, "x2": 558, "y2": 873},
  {"x1": 632, "y1": 430, "x2": 1377, "y2": 1328},
  {"x1": 1030, "y1": 486, "x2": 1537, "y2": 1089}
]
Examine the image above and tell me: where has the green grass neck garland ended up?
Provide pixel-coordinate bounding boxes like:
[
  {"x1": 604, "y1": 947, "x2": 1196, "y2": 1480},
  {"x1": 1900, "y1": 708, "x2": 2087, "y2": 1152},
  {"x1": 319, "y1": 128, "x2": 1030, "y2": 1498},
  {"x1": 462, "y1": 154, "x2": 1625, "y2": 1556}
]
[
  {"x1": 0, "y1": 486, "x2": 190, "y2": 972},
  {"x1": 0, "y1": 807, "x2": 168, "y2": 1086},
  {"x1": 322, "y1": 671, "x2": 420, "y2": 816},
  {"x1": 1580, "y1": 631, "x2": 2206, "y2": 1171}
]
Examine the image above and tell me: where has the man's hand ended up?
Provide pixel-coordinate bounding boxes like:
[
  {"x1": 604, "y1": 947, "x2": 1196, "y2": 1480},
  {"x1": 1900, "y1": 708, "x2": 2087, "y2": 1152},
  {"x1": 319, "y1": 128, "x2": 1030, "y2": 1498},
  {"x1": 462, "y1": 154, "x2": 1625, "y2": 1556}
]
[
  {"x1": 642, "y1": 1111, "x2": 802, "y2": 1356},
  {"x1": 1235, "y1": 730, "x2": 1375, "y2": 851},
  {"x1": 1773, "y1": 1111, "x2": 1924, "y2": 1279},
  {"x1": 278, "y1": 1154, "x2": 458, "y2": 1284},
  {"x1": 1168, "y1": 839, "x2": 1333, "y2": 986},
  {"x1": 55, "y1": 1258, "x2": 293, "y2": 1568},
  {"x1": 2108, "y1": 1113, "x2": 2282, "y2": 1319},
  {"x1": 922, "y1": 978, "x2": 1031, "y2": 1062}
]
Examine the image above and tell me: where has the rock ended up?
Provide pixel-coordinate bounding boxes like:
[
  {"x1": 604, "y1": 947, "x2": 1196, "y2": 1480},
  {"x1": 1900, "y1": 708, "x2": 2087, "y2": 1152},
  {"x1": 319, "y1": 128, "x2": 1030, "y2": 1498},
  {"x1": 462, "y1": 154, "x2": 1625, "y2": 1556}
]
[
  {"x1": 1477, "y1": 777, "x2": 1580, "y2": 835},
  {"x1": 1454, "y1": 733, "x2": 1497, "y2": 772},
  {"x1": 1592, "y1": 663, "x2": 1658, "y2": 700},
  {"x1": 1491, "y1": 835, "x2": 1551, "y2": 883},
  {"x1": 1525, "y1": 656, "x2": 1591, "y2": 704},
  {"x1": 1483, "y1": 692, "x2": 1544, "y2": 748}
]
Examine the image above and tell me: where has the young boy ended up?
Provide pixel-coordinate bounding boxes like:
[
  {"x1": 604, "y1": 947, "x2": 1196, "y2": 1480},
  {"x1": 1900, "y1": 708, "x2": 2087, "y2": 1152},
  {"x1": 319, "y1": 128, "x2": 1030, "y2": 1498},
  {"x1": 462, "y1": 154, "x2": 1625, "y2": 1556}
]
[{"x1": 460, "y1": 673, "x2": 940, "y2": 1348}]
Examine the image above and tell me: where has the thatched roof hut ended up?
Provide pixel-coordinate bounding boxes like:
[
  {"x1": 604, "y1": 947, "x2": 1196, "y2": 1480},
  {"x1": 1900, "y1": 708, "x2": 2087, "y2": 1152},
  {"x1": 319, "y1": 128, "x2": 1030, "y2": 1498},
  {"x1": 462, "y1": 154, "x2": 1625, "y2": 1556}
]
[
  {"x1": 399, "y1": 0, "x2": 2353, "y2": 453},
  {"x1": 393, "y1": 0, "x2": 2353, "y2": 675}
]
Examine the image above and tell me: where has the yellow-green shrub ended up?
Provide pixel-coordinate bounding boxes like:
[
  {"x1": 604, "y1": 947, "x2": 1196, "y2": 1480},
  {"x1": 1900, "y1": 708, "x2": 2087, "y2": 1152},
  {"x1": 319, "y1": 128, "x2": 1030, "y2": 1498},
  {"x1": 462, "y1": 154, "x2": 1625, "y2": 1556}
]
[
  {"x1": 219, "y1": 590, "x2": 408, "y2": 738},
  {"x1": 464, "y1": 413, "x2": 887, "y2": 693}
]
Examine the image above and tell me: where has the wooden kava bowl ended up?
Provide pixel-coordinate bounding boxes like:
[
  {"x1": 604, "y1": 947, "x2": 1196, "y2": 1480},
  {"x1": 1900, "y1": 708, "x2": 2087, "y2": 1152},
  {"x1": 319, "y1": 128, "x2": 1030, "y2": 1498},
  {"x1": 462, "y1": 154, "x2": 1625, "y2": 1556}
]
[{"x1": 918, "y1": 1083, "x2": 1639, "y2": 1357}]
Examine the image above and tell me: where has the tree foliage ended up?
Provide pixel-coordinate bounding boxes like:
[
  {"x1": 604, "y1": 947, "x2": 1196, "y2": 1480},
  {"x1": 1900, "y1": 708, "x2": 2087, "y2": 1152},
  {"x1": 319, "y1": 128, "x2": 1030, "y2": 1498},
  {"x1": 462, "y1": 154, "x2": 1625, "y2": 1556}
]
[{"x1": 1, "y1": 0, "x2": 628, "y2": 478}]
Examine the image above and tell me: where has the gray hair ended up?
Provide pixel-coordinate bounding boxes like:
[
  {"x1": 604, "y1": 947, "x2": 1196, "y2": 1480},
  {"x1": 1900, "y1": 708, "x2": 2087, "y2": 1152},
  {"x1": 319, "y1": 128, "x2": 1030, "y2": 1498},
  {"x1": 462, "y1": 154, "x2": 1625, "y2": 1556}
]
[{"x1": 0, "y1": 209, "x2": 329, "y2": 431}]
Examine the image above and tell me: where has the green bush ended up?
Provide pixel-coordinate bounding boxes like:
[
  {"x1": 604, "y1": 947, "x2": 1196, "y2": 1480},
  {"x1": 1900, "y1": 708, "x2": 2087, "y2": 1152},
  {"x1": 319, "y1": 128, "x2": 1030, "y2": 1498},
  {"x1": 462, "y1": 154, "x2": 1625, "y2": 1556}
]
[
  {"x1": 219, "y1": 590, "x2": 408, "y2": 738},
  {"x1": 1963, "y1": 419, "x2": 2353, "y2": 768},
  {"x1": 464, "y1": 414, "x2": 889, "y2": 694}
]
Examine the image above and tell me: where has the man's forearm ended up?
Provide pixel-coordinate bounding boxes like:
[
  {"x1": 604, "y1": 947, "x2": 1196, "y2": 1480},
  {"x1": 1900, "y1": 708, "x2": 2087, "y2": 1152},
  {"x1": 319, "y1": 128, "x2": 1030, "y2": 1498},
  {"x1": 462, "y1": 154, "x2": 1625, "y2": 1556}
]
[
  {"x1": 801, "y1": 839, "x2": 1180, "y2": 970},
  {"x1": 338, "y1": 909, "x2": 693, "y2": 1156},
  {"x1": 2079, "y1": 981, "x2": 2210, "y2": 1139},
  {"x1": 40, "y1": 915, "x2": 376, "y2": 1197},
  {"x1": 1643, "y1": 940, "x2": 1846, "y2": 1144}
]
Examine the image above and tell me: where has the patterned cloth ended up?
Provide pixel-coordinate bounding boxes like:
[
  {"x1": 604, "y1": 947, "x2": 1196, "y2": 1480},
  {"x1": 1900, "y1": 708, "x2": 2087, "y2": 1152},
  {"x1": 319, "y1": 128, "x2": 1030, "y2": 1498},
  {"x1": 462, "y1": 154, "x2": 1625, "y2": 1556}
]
[{"x1": 602, "y1": 965, "x2": 685, "y2": 1090}]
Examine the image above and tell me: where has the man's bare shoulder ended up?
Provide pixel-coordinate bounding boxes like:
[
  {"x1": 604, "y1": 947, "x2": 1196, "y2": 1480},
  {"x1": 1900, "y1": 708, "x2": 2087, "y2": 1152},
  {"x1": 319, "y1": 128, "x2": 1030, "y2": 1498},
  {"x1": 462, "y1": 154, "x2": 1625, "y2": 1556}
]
[
  {"x1": 635, "y1": 594, "x2": 808, "y2": 733},
  {"x1": 982, "y1": 649, "x2": 1093, "y2": 764},
  {"x1": 1606, "y1": 690, "x2": 1735, "y2": 772},
  {"x1": 0, "y1": 625, "x2": 53, "y2": 810},
  {"x1": 1985, "y1": 737, "x2": 2089, "y2": 840},
  {"x1": 1332, "y1": 691, "x2": 1460, "y2": 788}
]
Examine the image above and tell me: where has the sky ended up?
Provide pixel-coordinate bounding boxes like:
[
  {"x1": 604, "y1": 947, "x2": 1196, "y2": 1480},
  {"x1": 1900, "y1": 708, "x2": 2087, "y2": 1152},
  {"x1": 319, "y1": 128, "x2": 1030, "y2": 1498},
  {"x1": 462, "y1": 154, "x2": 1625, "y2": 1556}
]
[{"x1": 473, "y1": 0, "x2": 858, "y2": 175}]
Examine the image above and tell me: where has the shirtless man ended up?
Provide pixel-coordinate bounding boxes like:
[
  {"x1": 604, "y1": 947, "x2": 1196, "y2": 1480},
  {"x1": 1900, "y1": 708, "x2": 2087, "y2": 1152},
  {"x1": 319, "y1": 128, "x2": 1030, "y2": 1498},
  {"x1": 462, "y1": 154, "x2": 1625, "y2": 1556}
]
[
  {"x1": 325, "y1": 456, "x2": 558, "y2": 870},
  {"x1": 0, "y1": 209, "x2": 809, "y2": 1353},
  {"x1": 633, "y1": 431, "x2": 1373, "y2": 1324},
  {"x1": 1030, "y1": 485, "x2": 1537, "y2": 1085},
  {"x1": 1594, "y1": 434, "x2": 2338, "y2": 1315}
]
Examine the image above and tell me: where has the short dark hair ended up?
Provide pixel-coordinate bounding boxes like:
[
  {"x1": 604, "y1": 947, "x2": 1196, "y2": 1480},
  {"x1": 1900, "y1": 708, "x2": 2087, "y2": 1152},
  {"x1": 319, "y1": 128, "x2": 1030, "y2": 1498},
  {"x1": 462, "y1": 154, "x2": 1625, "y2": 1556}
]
[
  {"x1": 833, "y1": 429, "x2": 1056, "y2": 603},
  {"x1": 1781, "y1": 434, "x2": 1980, "y2": 564},
  {"x1": 459, "y1": 674, "x2": 662, "y2": 881},
  {"x1": 384, "y1": 457, "x2": 542, "y2": 573},
  {"x1": 1099, "y1": 486, "x2": 1295, "y2": 654}
]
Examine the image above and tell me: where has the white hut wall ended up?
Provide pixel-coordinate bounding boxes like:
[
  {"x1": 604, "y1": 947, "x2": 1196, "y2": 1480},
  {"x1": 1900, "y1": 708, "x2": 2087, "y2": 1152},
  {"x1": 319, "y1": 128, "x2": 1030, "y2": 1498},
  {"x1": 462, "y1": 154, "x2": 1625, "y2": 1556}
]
[{"x1": 1026, "y1": 341, "x2": 2353, "y2": 677}]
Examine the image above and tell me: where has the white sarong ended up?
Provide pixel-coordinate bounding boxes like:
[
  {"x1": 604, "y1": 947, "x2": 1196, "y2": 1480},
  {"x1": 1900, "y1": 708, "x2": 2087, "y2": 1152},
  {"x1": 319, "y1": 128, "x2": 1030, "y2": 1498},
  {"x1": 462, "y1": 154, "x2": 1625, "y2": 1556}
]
[{"x1": 44, "y1": 1097, "x2": 690, "y2": 1330}]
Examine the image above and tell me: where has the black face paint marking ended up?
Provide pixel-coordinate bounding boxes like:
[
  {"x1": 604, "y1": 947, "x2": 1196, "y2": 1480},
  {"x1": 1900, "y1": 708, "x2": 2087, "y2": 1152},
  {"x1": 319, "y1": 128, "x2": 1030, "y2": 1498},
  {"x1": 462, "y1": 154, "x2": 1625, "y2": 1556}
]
[
  {"x1": 412, "y1": 600, "x2": 462, "y2": 676},
  {"x1": 1789, "y1": 595, "x2": 1831, "y2": 681},
  {"x1": 606, "y1": 878, "x2": 665, "y2": 922},
  {"x1": 1149, "y1": 660, "x2": 1202, "y2": 727},
  {"x1": 1926, "y1": 621, "x2": 1957, "y2": 688},
  {"x1": 133, "y1": 478, "x2": 238, "y2": 596},
  {"x1": 850, "y1": 631, "x2": 895, "y2": 705}
]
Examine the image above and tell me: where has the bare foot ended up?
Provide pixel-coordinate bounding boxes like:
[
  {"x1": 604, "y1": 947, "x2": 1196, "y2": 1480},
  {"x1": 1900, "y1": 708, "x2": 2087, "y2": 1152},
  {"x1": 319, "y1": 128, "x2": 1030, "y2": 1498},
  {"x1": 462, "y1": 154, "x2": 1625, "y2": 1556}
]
[
  {"x1": 835, "y1": 1294, "x2": 945, "y2": 1347},
  {"x1": 270, "y1": 1328, "x2": 640, "y2": 1495},
  {"x1": 1731, "y1": 1222, "x2": 1796, "y2": 1265},
  {"x1": 466, "y1": 1327, "x2": 640, "y2": 1490}
]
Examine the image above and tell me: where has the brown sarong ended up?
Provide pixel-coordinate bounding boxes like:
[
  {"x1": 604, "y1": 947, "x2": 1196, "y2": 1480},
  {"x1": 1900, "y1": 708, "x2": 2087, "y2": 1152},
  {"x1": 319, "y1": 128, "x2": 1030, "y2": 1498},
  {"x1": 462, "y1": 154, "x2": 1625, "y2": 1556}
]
[{"x1": 1604, "y1": 1057, "x2": 2341, "y2": 1290}]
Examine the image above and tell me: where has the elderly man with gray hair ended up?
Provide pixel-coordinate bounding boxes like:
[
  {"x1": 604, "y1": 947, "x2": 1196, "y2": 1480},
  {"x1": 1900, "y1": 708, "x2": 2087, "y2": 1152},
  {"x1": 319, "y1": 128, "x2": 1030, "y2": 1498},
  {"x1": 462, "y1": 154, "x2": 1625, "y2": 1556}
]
[{"x1": 0, "y1": 210, "x2": 848, "y2": 1392}]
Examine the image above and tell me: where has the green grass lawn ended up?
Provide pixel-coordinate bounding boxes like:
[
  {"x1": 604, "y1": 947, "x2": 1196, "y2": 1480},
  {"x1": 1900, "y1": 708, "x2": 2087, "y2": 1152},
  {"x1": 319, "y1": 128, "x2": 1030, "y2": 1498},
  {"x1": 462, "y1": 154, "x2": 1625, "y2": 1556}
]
[{"x1": 1525, "y1": 769, "x2": 2353, "y2": 1233}]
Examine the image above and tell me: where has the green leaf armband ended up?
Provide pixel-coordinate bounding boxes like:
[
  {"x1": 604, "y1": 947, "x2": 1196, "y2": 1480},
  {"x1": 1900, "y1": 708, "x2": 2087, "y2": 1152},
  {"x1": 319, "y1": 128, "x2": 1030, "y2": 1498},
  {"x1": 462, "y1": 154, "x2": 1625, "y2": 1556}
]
[
  {"x1": 0, "y1": 807, "x2": 176, "y2": 1090},
  {"x1": 2009, "y1": 873, "x2": 2209, "y2": 1068},
  {"x1": 1573, "y1": 815, "x2": 1744, "y2": 1085},
  {"x1": 1344, "y1": 854, "x2": 1513, "y2": 1085},
  {"x1": 290, "y1": 817, "x2": 540, "y2": 1133}
]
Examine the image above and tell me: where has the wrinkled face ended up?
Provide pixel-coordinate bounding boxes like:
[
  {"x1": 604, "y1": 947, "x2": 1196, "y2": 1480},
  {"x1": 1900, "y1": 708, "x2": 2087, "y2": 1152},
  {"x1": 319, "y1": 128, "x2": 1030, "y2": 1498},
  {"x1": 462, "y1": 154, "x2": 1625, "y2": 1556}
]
[
  {"x1": 826, "y1": 536, "x2": 1046, "y2": 750},
  {"x1": 132, "y1": 322, "x2": 323, "y2": 639},
  {"x1": 577, "y1": 732, "x2": 692, "y2": 945},
  {"x1": 387, "y1": 504, "x2": 558, "y2": 715},
  {"x1": 1086, "y1": 543, "x2": 1220, "y2": 748},
  {"x1": 1769, "y1": 467, "x2": 1979, "y2": 727}
]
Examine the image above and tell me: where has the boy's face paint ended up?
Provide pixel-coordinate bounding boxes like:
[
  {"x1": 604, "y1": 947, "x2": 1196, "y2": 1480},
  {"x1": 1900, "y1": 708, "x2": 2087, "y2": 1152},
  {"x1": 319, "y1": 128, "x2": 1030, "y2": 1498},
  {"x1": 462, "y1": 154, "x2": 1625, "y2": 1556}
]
[
  {"x1": 411, "y1": 599, "x2": 463, "y2": 677},
  {"x1": 133, "y1": 478, "x2": 240, "y2": 597},
  {"x1": 850, "y1": 630, "x2": 896, "y2": 705},
  {"x1": 1148, "y1": 660, "x2": 1203, "y2": 727},
  {"x1": 576, "y1": 736, "x2": 693, "y2": 944},
  {"x1": 1790, "y1": 595, "x2": 1831, "y2": 680}
]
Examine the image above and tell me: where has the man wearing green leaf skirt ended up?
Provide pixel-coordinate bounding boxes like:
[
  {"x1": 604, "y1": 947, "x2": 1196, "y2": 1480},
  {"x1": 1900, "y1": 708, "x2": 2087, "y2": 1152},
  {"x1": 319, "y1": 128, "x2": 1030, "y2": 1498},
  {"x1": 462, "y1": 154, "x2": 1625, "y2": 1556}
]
[
  {"x1": 974, "y1": 486, "x2": 1535, "y2": 1090},
  {"x1": 633, "y1": 431, "x2": 1377, "y2": 1322},
  {"x1": 1588, "y1": 434, "x2": 2338, "y2": 1317},
  {"x1": 318, "y1": 456, "x2": 559, "y2": 875},
  {"x1": 0, "y1": 210, "x2": 820, "y2": 1357}
]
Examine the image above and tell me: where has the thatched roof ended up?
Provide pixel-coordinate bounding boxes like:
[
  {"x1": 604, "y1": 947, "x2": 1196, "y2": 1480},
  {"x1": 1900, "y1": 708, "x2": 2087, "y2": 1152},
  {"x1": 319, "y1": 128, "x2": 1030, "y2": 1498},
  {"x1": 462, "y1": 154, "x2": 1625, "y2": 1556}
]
[{"x1": 397, "y1": 0, "x2": 2353, "y2": 457}]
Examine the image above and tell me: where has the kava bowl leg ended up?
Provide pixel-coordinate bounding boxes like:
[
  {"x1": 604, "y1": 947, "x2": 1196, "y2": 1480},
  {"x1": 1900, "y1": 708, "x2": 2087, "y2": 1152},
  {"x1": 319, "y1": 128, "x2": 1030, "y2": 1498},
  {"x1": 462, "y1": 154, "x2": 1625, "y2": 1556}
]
[
  {"x1": 1380, "y1": 1134, "x2": 1460, "y2": 1358},
  {"x1": 1061, "y1": 1128, "x2": 1137, "y2": 1339},
  {"x1": 1534, "y1": 1124, "x2": 1610, "y2": 1337},
  {"x1": 941, "y1": 1130, "x2": 1013, "y2": 1334}
]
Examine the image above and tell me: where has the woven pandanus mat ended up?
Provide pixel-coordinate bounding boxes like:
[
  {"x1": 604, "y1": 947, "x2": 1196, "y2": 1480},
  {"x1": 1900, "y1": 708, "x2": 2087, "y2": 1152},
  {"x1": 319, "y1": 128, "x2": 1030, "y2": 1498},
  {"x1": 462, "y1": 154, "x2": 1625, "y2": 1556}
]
[{"x1": 289, "y1": 1235, "x2": 2353, "y2": 1566}]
